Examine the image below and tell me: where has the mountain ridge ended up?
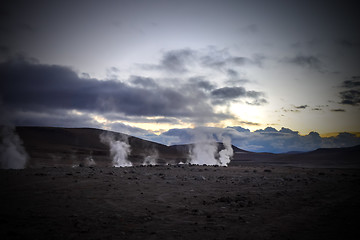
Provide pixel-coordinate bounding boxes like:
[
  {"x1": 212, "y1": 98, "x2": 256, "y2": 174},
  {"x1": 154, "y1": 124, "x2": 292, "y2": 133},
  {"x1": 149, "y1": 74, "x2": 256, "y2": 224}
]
[{"x1": 13, "y1": 126, "x2": 360, "y2": 168}]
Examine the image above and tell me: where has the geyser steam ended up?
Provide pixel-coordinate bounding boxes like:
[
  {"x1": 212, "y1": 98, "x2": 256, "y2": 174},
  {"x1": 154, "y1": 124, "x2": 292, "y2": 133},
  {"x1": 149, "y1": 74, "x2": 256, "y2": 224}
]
[
  {"x1": 142, "y1": 155, "x2": 158, "y2": 166},
  {"x1": 218, "y1": 135, "x2": 233, "y2": 166},
  {"x1": 0, "y1": 125, "x2": 28, "y2": 169},
  {"x1": 0, "y1": 103, "x2": 28, "y2": 169},
  {"x1": 142, "y1": 148, "x2": 158, "y2": 166},
  {"x1": 190, "y1": 131, "x2": 218, "y2": 165},
  {"x1": 190, "y1": 129, "x2": 233, "y2": 166},
  {"x1": 100, "y1": 132, "x2": 132, "y2": 167}
]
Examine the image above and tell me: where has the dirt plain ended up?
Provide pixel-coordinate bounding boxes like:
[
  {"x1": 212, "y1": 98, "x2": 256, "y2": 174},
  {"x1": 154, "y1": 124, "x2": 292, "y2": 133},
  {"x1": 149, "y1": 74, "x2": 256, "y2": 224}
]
[{"x1": 1, "y1": 164, "x2": 359, "y2": 240}]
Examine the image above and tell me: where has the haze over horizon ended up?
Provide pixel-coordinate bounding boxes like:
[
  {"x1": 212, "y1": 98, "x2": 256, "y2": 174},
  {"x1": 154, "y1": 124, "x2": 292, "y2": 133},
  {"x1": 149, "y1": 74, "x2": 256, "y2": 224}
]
[{"x1": 1, "y1": 0, "x2": 359, "y2": 152}]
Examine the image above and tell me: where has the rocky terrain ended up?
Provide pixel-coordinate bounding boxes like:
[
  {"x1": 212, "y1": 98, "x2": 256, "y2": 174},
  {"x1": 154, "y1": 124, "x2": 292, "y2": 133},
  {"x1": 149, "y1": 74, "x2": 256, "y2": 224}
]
[{"x1": 1, "y1": 164, "x2": 359, "y2": 240}]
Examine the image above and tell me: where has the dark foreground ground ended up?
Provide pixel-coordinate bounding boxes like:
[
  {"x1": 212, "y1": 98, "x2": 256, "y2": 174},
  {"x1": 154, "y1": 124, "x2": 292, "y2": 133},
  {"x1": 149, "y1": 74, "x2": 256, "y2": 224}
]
[{"x1": 1, "y1": 164, "x2": 359, "y2": 240}]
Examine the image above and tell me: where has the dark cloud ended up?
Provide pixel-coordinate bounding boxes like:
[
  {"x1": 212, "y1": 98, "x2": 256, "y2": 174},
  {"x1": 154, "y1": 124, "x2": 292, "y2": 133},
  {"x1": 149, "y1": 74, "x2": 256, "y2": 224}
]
[
  {"x1": 8, "y1": 108, "x2": 102, "y2": 129},
  {"x1": 339, "y1": 90, "x2": 360, "y2": 106},
  {"x1": 211, "y1": 87, "x2": 246, "y2": 99},
  {"x1": 130, "y1": 76, "x2": 158, "y2": 88},
  {"x1": 238, "y1": 121, "x2": 260, "y2": 126},
  {"x1": 287, "y1": 55, "x2": 322, "y2": 70},
  {"x1": 246, "y1": 98, "x2": 268, "y2": 106},
  {"x1": 80, "y1": 72, "x2": 91, "y2": 78},
  {"x1": 188, "y1": 77, "x2": 215, "y2": 91},
  {"x1": 103, "y1": 113, "x2": 180, "y2": 125},
  {"x1": 225, "y1": 69, "x2": 250, "y2": 86},
  {"x1": 282, "y1": 104, "x2": 311, "y2": 112},
  {"x1": 338, "y1": 76, "x2": 360, "y2": 106},
  {"x1": 226, "y1": 69, "x2": 238, "y2": 78},
  {"x1": 341, "y1": 76, "x2": 360, "y2": 88},
  {"x1": 294, "y1": 105, "x2": 308, "y2": 109},
  {"x1": 246, "y1": 90, "x2": 264, "y2": 99},
  {"x1": 281, "y1": 107, "x2": 300, "y2": 113},
  {"x1": 160, "y1": 49, "x2": 195, "y2": 73},
  {"x1": 211, "y1": 87, "x2": 263, "y2": 99},
  {"x1": 0, "y1": 58, "x2": 231, "y2": 126},
  {"x1": 140, "y1": 49, "x2": 197, "y2": 73},
  {"x1": 331, "y1": 109, "x2": 346, "y2": 112},
  {"x1": 140, "y1": 48, "x2": 265, "y2": 76},
  {"x1": 201, "y1": 54, "x2": 263, "y2": 69},
  {"x1": 211, "y1": 87, "x2": 267, "y2": 106}
]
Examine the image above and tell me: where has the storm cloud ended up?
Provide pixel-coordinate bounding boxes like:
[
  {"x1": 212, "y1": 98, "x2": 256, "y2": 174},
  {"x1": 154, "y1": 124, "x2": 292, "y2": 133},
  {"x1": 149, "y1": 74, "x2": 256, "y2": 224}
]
[
  {"x1": 339, "y1": 76, "x2": 360, "y2": 106},
  {"x1": 339, "y1": 90, "x2": 360, "y2": 106},
  {"x1": 211, "y1": 87, "x2": 267, "y2": 105},
  {"x1": 130, "y1": 76, "x2": 158, "y2": 88},
  {"x1": 0, "y1": 58, "x2": 232, "y2": 126},
  {"x1": 341, "y1": 76, "x2": 360, "y2": 88}
]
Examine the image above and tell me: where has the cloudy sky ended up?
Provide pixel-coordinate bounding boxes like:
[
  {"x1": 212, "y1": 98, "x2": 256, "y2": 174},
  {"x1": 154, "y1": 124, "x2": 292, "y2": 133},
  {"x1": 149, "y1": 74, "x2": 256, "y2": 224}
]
[{"x1": 1, "y1": 0, "x2": 359, "y2": 152}]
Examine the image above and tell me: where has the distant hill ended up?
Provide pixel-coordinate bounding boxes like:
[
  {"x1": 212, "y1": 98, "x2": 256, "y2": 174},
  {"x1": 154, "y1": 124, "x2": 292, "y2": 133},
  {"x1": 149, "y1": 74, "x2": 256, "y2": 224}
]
[
  {"x1": 231, "y1": 145, "x2": 360, "y2": 168},
  {"x1": 15, "y1": 126, "x2": 244, "y2": 167},
  {"x1": 14, "y1": 126, "x2": 360, "y2": 168},
  {"x1": 16, "y1": 126, "x2": 187, "y2": 167}
]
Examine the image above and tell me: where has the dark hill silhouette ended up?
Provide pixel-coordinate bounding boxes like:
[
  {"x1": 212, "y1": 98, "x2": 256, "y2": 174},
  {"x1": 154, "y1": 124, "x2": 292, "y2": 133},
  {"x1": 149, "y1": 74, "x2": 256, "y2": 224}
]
[
  {"x1": 15, "y1": 126, "x2": 360, "y2": 168},
  {"x1": 16, "y1": 126, "x2": 188, "y2": 167},
  {"x1": 16, "y1": 126, "x2": 242, "y2": 167}
]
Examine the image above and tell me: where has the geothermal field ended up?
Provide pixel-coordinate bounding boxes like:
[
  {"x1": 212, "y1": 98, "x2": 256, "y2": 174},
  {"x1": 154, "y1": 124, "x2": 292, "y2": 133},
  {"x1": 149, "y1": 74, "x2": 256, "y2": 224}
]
[{"x1": 1, "y1": 127, "x2": 360, "y2": 240}]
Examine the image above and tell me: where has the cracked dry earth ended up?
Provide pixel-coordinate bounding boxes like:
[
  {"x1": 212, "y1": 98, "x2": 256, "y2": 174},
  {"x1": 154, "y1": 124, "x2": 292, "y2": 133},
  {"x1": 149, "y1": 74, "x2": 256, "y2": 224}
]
[{"x1": 1, "y1": 164, "x2": 359, "y2": 240}]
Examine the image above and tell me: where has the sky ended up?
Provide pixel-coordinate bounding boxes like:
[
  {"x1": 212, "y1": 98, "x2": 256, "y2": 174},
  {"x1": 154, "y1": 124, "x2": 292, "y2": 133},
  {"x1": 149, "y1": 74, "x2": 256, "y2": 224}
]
[{"x1": 1, "y1": 0, "x2": 360, "y2": 152}]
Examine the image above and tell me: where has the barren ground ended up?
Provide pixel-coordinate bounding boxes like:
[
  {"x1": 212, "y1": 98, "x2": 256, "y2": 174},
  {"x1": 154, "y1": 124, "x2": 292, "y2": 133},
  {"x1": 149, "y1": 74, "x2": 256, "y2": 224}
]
[{"x1": 1, "y1": 164, "x2": 359, "y2": 240}]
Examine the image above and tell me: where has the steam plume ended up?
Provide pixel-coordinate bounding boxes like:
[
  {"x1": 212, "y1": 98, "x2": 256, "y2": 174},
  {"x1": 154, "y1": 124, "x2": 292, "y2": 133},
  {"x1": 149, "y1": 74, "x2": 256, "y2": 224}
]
[
  {"x1": 218, "y1": 135, "x2": 233, "y2": 166},
  {"x1": 84, "y1": 154, "x2": 96, "y2": 166},
  {"x1": 190, "y1": 130, "x2": 218, "y2": 165},
  {"x1": 190, "y1": 129, "x2": 233, "y2": 166},
  {"x1": 0, "y1": 125, "x2": 28, "y2": 169},
  {"x1": 0, "y1": 102, "x2": 28, "y2": 169},
  {"x1": 100, "y1": 132, "x2": 132, "y2": 167},
  {"x1": 142, "y1": 155, "x2": 158, "y2": 166}
]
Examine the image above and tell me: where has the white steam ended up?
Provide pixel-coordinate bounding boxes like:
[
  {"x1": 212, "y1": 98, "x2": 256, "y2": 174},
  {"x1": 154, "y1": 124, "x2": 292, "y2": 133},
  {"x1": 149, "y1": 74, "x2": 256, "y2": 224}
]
[
  {"x1": 0, "y1": 125, "x2": 28, "y2": 169},
  {"x1": 84, "y1": 155, "x2": 96, "y2": 166},
  {"x1": 218, "y1": 135, "x2": 233, "y2": 166},
  {"x1": 142, "y1": 148, "x2": 159, "y2": 166},
  {"x1": 190, "y1": 129, "x2": 233, "y2": 166},
  {"x1": 190, "y1": 131, "x2": 218, "y2": 165},
  {"x1": 142, "y1": 155, "x2": 158, "y2": 166},
  {"x1": 100, "y1": 132, "x2": 132, "y2": 167}
]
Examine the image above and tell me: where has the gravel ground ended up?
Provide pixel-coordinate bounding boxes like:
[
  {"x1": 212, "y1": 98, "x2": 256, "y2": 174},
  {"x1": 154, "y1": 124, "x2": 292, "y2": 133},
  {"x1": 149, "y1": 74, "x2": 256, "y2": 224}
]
[{"x1": 1, "y1": 164, "x2": 359, "y2": 240}]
